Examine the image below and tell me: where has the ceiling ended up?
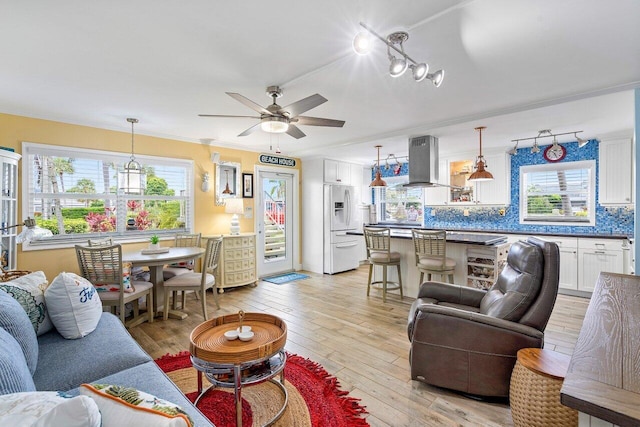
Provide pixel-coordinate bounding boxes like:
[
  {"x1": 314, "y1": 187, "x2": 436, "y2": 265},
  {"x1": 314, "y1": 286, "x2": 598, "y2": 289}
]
[{"x1": 1, "y1": 0, "x2": 639, "y2": 165}]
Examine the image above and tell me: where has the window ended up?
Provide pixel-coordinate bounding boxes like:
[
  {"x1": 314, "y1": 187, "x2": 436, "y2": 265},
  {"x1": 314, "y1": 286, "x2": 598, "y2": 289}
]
[
  {"x1": 520, "y1": 160, "x2": 595, "y2": 226},
  {"x1": 22, "y1": 142, "x2": 194, "y2": 248},
  {"x1": 375, "y1": 176, "x2": 424, "y2": 224}
]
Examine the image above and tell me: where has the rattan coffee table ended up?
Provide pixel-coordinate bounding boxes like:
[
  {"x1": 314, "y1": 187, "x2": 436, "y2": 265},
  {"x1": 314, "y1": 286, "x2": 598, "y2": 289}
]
[{"x1": 190, "y1": 312, "x2": 288, "y2": 427}]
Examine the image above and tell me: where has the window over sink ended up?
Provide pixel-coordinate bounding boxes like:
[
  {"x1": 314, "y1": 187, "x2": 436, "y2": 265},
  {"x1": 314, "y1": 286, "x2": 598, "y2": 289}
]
[
  {"x1": 374, "y1": 176, "x2": 424, "y2": 225},
  {"x1": 519, "y1": 160, "x2": 595, "y2": 226}
]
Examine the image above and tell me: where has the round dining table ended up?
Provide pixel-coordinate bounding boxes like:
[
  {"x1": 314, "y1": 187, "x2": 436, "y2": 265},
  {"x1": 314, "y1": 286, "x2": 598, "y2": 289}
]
[{"x1": 122, "y1": 246, "x2": 205, "y2": 320}]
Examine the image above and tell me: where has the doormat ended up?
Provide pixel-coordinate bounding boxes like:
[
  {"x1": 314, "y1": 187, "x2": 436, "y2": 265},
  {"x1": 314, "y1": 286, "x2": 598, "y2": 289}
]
[
  {"x1": 262, "y1": 273, "x2": 310, "y2": 285},
  {"x1": 155, "y1": 351, "x2": 369, "y2": 427}
]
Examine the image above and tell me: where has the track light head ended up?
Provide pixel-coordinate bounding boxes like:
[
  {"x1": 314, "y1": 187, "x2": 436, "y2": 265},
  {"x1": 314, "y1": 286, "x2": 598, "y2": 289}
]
[
  {"x1": 531, "y1": 139, "x2": 541, "y2": 154},
  {"x1": 427, "y1": 70, "x2": 445, "y2": 87},
  {"x1": 352, "y1": 31, "x2": 373, "y2": 55},
  {"x1": 576, "y1": 133, "x2": 589, "y2": 148},
  {"x1": 389, "y1": 56, "x2": 408, "y2": 77},
  {"x1": 411, "y1": 63, "x2": 429, "y2": 81}
]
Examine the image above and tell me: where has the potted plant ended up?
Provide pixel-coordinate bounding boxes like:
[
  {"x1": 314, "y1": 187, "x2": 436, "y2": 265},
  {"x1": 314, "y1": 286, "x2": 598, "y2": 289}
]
[{"x1": 149, "y1": 234, "x2": 160, "y2": 250}]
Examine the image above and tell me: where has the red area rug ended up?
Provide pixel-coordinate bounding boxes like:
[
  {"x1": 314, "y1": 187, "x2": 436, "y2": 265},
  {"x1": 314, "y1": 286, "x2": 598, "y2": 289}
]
[{"x1": 155, "y1": 351, "x2": 369, "y2": 427}]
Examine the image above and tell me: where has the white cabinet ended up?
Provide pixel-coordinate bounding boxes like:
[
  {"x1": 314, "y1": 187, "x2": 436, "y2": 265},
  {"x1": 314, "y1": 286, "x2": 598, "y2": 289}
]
[
  {"x1": 466, "y1": 243, "x2": 510, "y2": 290},
  {"x1": 428, "y1": 151, "x2": 510, "y2": 206},
  {"x1": 0, "y1": 150, "x2": 21, "y2": 271},
  {"x1": 213, "y1": 233, "x2": 257, "y2": 292},
  {"x1": 324, "y1": 159, "x2": 351, "y2": 184},
  {"x1": 599, "y1": 138, "x2": 633, "y2": 205},
  {"x1": 475, "y1": 152, "x2": 511, "y2": 205},
  {"x1": 551, "y1": 237, "x2": 579, "y2": 290},
  {"x1": 577, "y1": 238, "x2": 625, "y2": 293}
]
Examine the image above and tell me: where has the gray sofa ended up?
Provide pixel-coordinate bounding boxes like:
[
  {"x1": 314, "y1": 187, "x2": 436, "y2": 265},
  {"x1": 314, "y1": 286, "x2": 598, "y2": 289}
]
[{"x1": 0, "y1": 289, "x2": 214, "y2": 426}]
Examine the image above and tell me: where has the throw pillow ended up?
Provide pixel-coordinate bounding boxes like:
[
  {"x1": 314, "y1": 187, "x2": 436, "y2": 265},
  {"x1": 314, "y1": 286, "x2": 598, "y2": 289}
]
[
  {"x1": 0, "y1": 289, "x2": 38, "y2": 375},
  {"x1": 0, "y1": 391, "x2": 100, "y2": 427},
  {"x1": 93, "y1": 261, "x2": 135, "y2": 293},
  {"x1": 44, "y1": 272, "x2": 102, "y2": 340},
  {"x1": 0, "y1": 271, "x2": 53, "y2": 335},
  {"x1": 80, "y1": 384, "x2": 193, "y2": 427}
]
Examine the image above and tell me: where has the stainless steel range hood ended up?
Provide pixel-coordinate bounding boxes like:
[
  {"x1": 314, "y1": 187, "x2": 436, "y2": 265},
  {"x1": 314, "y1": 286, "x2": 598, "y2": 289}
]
[{"x1": 404, "y1": 135, "x2": 439, "y2": 187}]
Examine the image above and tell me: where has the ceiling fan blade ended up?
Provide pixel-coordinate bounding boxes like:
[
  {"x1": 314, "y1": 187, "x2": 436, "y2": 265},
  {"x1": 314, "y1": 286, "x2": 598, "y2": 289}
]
[
  {"x1": 293, "y1": 116, "x2": 345, "y2": 127},
  {"x1": 226, "y1": 92, "x2": 272, "y2": 115},
  {"x1": 198, "y1": 114, "x2": 261, "y2": 119},
  {"x1": 281, "y1": 94, "x2": 327, "y2": 118},
  {"x1": 237, "y1": 122, "x2": 262, "y2": 137},
  {"x1": 286, "y1": 124, "x2": 306, "y2": 139}
]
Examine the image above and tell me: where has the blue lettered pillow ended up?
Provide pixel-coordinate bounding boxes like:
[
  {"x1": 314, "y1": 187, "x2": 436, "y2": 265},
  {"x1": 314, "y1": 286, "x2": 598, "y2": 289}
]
[{"x1": 44, "y1": 273, "x2": 102, "y2": 339}]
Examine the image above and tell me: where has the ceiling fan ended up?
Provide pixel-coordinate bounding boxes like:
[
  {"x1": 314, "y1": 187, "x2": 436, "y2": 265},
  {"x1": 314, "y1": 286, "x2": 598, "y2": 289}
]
[{"x1": 199, "y1": 86, "x2": 345, "y2": 139}]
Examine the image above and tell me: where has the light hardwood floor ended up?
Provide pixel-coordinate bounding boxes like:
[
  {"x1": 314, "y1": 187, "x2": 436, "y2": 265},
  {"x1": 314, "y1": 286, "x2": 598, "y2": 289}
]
[{"x1": 129, "y1": 265, "x2": 589, "y2": 427}]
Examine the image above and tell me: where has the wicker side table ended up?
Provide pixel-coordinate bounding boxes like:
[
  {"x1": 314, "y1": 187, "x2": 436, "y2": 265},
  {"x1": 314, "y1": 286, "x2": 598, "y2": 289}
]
[{"x1": 510, "y1": 348, "x2": 578, "y2": 427}]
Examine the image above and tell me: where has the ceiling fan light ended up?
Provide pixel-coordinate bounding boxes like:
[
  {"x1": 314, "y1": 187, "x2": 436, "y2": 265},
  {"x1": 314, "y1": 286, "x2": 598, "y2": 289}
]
[
  {"x1": 389, "y1": 57, "x2": 408, "y2": 77},
  {"x1": 353, "y1": 31, "x2": 373, "y2": 55},
  {"x1": 261, "y1": 117, "x2": 289, "y2": 133},
  {"x1": 427, "y1": 69, "x2": 445, "y2": 87},
  {"x1": 411, "y1": 63, "x2": 429, "y2": 82}
]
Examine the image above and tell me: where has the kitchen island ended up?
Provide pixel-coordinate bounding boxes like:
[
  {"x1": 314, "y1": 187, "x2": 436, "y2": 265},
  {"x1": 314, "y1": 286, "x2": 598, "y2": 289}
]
[{"x1": 348, "y1": 228, "x2": 510, "y2": 299}]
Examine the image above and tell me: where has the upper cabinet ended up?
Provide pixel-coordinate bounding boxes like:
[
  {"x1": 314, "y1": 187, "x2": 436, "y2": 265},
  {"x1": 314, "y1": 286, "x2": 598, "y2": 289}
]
[
  {"x1": 424, "y1": 152, "x2": 511, "y2": 206},
  {"x1": 599, "y1": 138, "x2": 633, "y2": 205},
  {"x1": 324, "y1": 159, "x2": 352, "y2": 185}
]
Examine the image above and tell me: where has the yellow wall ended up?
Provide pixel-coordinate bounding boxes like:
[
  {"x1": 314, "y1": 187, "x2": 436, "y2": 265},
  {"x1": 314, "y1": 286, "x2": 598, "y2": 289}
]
[{"x1": 0, "y1": 113, "x2": 301, "y2": 279}]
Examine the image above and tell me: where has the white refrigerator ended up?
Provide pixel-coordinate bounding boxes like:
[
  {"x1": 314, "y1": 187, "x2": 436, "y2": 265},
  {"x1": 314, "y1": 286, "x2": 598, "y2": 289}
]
[{"x1": 323, "y1": 184, "x2": 360, "y2": 274}]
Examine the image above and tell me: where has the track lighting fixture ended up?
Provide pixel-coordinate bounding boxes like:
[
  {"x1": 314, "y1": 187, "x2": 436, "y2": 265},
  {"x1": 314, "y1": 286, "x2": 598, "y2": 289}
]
[
  {"x1": 512, "y1": 129, "x2": 586, "y2": 154},
  {"x1": 353, "y1": 22, "x2": 444, "y2": 86},
  {"x1": 508, "y1": 140, "x2": 519, "y2": 156}
]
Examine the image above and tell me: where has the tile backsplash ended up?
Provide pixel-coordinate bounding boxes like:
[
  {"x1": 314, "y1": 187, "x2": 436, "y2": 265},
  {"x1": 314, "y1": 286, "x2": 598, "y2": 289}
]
[{"x1": 374, "y1": 140, "x2": 634, "y2": 236}]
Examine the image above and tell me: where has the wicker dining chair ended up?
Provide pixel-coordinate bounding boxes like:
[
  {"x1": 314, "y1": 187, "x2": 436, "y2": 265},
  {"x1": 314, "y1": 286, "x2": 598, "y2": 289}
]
[
  {"x1": 162, "y1": 237, "x2": 222, "y2": 320},
  {"x1": 163, "y1": 232, "x2": 202, "y2": 309},
  {"x1": 75, "y1": 243, "x2": 154, "y2": 327},
  {"x1": 411, "y1": 229, "x2": 457, "y2": 284}
]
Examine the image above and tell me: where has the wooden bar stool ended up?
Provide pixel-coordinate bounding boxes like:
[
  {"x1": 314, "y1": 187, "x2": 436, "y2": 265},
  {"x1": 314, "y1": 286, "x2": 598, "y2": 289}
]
[
  {"x1": 411, "y1": 229, "x2": 456, "y2": 284},
  {"x1": 363, "y1": 227, "x2": 403, "y2": 302},
  {"x1": 510, "y1": 348, "x2": 578, "y2": 427}
]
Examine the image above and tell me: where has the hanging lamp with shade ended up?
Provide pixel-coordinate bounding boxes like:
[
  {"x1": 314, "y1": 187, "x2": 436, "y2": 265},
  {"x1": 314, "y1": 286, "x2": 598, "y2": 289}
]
[
  {"x1": 370, "y1": 145, "x2": 387, "y2": 187},
  {"x1": 118, "y1": 118, "x2": 146, "y2": 194},
  {"x1": 468, "y1": 126, "x2": 494, "y2": 182}
]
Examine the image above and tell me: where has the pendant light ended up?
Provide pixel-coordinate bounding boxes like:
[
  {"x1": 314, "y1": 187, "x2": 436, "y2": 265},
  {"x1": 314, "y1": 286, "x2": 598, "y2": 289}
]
[
  {"x1": 468, "y1": 126, "x2": 494, "y2": 182},
  {"x1": 369, "y1": 145, "x2": 387, "y2": 187},
  {"x1": 118, "y1": 118, "x2": 146, "y2": 194},
  {"x1": 222, "y1": 170, "x2": 232, "y2": 194}
]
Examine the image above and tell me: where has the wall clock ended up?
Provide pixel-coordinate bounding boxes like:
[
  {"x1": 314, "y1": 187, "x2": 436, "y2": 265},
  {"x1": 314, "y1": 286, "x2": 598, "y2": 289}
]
[{"x1": 543, "y1": 143, "x2": 566, "y2": 162}]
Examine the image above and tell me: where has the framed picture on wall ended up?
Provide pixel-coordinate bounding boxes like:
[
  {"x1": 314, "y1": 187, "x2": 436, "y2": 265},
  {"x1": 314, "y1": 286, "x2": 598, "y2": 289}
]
[{"x1": 242, "y1": 173, "x2": 253, "y2": 198}]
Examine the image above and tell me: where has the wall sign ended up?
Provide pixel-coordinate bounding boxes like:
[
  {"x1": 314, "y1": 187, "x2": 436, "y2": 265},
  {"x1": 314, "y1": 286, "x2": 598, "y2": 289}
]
[{"x1": 258, "y1": 153, "x2": 296, "y2": 167}]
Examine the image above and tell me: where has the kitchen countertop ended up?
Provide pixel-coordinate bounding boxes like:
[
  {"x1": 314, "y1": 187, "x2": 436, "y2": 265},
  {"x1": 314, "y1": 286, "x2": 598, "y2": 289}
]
[
  {"x1": 366, "y1": 223, "x2": 632, "y2": 240},
  {"x1": 347, "y1": 229, "x2": 508, "y2": 246}
]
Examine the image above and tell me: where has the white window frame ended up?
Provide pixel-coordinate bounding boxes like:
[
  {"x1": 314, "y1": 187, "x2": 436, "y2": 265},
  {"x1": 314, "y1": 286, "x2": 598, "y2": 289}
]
[
  {"x1": 374, "y1": 175, "x2": 424, "y2": 225},
  {"x1": 519, "y1": 160, "x2": 596, "y2": 226},
  {"x1": 21, "y1": 142, "x2": 194, "y2": 250}
]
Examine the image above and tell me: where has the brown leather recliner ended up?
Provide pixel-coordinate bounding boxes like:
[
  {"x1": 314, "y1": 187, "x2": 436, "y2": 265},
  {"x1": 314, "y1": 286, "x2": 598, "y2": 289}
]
[{"x1": 407, "y1": 236, "x2": 560, "y2": 397}]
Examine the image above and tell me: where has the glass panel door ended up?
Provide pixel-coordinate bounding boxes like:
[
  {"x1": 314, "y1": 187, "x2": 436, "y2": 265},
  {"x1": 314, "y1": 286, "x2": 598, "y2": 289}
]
[{"x1": 256, "y1": 171, "x2": 294, "y2": 277}]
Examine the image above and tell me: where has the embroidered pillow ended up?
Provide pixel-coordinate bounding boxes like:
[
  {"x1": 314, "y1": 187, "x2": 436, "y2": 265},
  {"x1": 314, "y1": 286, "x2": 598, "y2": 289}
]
[
  {"x1": 44, "y1": 272, "x2": 102, "y2": 339},
  {"x1": 0, "y1": 391, "x2": 101, "y2": 427},
  {"x1": 0, "y1": 271, "x2": 53, "y2": 335},
  {"x1": 93, "y1": 262, "x2": 135, "y2": 293},
  {"x1": 80, "y1": 384, "x2": 193, "y2": 427}
]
